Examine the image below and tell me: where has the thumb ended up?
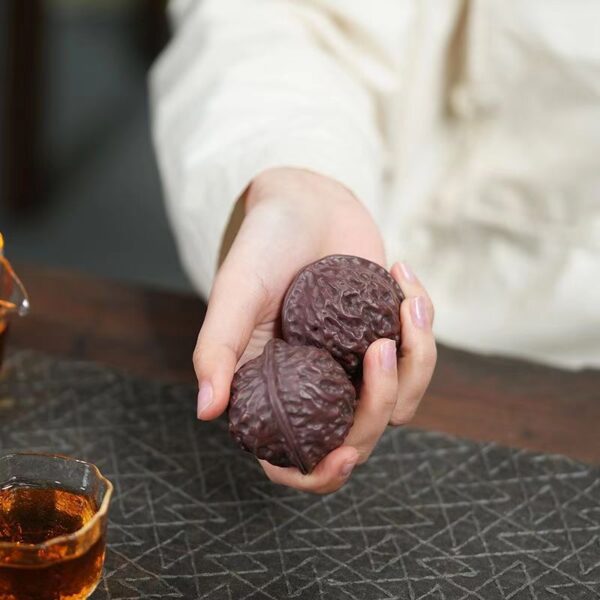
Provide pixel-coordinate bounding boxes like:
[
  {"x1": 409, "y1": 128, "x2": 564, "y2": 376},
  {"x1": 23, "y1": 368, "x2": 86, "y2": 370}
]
[{"x1": 193, "y1": 266, "x2": 266, "y2": 420}]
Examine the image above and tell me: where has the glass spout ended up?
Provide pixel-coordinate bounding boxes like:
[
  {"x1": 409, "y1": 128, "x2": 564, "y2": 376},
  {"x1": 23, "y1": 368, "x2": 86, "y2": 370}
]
[{"x1": 0, "y1": 234, "x2": 30, "y2": 318}]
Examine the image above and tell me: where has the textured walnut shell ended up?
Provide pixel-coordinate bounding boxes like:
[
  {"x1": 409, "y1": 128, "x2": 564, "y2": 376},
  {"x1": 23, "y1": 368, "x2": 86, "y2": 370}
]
[
  {"x1": 228, "y1": 339, "x2": 356, "y2": 474},
  {"x1": 282, "y1": 255, "x2": 404, "y2": 377}
]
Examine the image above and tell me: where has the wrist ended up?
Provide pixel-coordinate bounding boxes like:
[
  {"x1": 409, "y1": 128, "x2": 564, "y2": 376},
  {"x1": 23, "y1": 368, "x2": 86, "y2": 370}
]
[
  {"x1": 241, "y1": 166, "x2": 386, "y2": 267},
  {"x1": 245, "y1": 167, "x2": 359, "y2": 214}
]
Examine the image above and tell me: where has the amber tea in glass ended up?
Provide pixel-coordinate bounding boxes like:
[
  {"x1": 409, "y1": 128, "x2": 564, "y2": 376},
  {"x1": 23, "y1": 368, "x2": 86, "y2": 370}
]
[{"x1": 0, "y1": 454, "x2": 113, "y2": 600}]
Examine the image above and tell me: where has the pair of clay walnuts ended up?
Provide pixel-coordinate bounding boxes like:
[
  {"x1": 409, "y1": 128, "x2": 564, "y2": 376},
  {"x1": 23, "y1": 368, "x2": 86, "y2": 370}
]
[{"x1": 228, "y1": 255, "x2": 405, "y2": 474}]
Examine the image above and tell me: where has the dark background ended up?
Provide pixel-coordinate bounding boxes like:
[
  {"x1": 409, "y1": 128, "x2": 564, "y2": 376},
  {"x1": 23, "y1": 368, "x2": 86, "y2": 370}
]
[{"x1": 1, "y1": 0, "x2": 191, "y2": 292}]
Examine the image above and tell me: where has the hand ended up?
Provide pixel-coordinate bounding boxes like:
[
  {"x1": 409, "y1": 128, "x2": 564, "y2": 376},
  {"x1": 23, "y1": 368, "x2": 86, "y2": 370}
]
[{"x1": 194, "y1": 168, "x2": 436, "y2": 493}]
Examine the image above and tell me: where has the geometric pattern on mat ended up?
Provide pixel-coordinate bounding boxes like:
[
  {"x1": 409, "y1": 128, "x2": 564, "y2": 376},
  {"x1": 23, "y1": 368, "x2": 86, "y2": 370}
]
[{"x1": 0, "y1": 351, "x2": 599, "y2": 599}]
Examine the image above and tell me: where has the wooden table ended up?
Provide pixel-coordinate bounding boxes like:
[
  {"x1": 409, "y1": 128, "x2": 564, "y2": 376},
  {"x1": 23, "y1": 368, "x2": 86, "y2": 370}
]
[{"x1": 9, "y1": 263, "x2": 600, "y2": 464}]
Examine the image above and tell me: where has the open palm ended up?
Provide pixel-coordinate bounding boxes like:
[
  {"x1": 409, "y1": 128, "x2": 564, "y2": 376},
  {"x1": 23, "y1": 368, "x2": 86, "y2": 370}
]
[{"x1": 193, "y1": 169, "x2": 436, "y2": 494}]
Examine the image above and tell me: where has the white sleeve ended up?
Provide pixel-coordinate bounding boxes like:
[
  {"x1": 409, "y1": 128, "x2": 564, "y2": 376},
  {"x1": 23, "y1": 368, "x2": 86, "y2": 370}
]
[{"x1": 150, "y1": 0, "x2": 405, "y2": 297}]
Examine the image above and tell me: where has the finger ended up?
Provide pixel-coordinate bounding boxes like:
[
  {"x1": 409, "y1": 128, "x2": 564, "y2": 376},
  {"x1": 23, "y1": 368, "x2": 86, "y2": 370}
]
[
  {"x1": 344, "y1": 338, "x2": 398, "y2": 462},
  {"x1": 389, "y1": 262, "x2": 437, "y2": 425},
  {"x1": 260, "y1": 445, "x2": 359, "y2": 495},
  {"x1": 193, "y1": 262, "x2": 267, "y2": 421},
  {"x1": 391, "y1": 261, "x2": 435, "y2": 324}
]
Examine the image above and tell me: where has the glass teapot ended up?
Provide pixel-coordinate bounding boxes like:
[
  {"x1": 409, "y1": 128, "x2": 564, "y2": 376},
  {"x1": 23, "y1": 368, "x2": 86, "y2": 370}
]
[{"x1": 0, "y1": 234, "x2": 29, "y2": 364}]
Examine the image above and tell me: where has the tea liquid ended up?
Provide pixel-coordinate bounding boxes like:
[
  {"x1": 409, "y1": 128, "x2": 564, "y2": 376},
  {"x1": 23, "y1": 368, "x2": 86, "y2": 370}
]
[{"x1": 0, "y1": 484, "x2": 105, "y2": 600}]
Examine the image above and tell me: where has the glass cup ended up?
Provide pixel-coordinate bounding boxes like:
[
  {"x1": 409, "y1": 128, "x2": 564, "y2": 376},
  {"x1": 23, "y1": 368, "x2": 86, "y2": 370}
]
[
  {"x1": 0, "y1": 234, "x2": 30, "y2": 370},
  {"x1": 0, "y1": 453, "x2": 113, "y2": 600}
]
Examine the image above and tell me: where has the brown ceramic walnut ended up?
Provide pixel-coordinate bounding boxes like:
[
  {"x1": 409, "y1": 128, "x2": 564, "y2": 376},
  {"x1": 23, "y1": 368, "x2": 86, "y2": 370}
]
[
  {"x1": 282, "y1": 255, "x2": 405, "y2": 377},
  {"x1": 228, "y1": 339, "x2": 356, "y2": 474}
]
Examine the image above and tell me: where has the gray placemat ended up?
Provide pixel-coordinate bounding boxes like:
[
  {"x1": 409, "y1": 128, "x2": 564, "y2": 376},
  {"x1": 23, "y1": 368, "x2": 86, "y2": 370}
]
[{"x1": 0, "y1": 351, "x2": 599, "y2": 599}]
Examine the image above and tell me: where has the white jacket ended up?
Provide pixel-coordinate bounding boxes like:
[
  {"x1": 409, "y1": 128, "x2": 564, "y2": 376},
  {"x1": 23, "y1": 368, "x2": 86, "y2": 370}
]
[{"x1": 150, "y1": 0, "x2": 600, "y2": 369}]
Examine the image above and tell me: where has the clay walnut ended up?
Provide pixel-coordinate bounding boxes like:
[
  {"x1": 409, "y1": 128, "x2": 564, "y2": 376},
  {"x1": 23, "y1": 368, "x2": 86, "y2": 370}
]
[
  {"x1": 282, "y1": 255, "x2": 404, "y2": 377},
  {"x1": 228, "y1": 339, "x2": 356, "y2": 474}
]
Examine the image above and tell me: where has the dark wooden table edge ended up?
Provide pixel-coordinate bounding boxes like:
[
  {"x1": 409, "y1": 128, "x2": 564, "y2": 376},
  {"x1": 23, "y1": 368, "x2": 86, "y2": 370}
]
[{"x1": 6, "y1": 262, "x2": 600, "y2": 465}]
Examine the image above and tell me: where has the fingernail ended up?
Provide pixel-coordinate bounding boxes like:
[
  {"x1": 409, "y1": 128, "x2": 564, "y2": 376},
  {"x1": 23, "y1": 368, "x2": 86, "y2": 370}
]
[
  {"x1": 340, "y1": 460, "x2": 356, "y2": 479},
  {"x1": 399, "y1": 261, "x2": 416, "y2": 282},
  {"x1": 197, "y1": 381, "x2": 213, "y2": 418},
  {"x1": 380, "y1": 339, "x2": 397, "y2": 371},
  {"x1": 410, "y1": 296, "x2": 430, "y2": 330}
]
